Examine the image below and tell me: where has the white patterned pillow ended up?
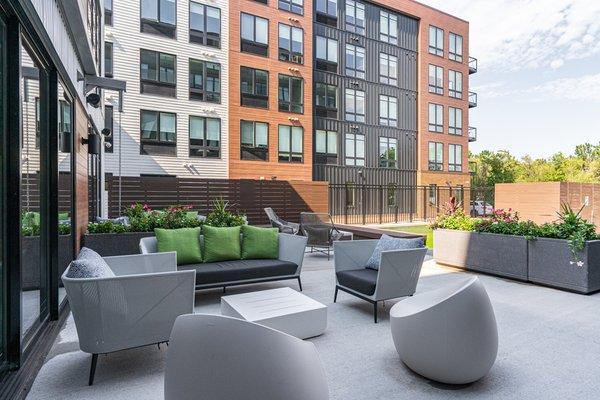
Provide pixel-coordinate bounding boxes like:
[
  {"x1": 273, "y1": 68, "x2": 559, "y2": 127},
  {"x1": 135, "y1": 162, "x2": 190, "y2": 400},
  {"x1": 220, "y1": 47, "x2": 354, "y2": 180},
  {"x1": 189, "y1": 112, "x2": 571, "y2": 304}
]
[
  {"x1": 365, "y1": 235, "x2": 424, "y2": 270},
  {"x1": 66, "y1": 247, "x2": 115, "y2": 279}
]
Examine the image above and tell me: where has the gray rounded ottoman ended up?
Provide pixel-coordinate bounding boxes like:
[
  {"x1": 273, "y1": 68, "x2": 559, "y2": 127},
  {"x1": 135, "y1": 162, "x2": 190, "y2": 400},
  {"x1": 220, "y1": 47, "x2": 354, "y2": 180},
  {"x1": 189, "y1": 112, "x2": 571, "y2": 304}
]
[{"x1": 390, "y1": 277, "x2": 498, "y2": 384}]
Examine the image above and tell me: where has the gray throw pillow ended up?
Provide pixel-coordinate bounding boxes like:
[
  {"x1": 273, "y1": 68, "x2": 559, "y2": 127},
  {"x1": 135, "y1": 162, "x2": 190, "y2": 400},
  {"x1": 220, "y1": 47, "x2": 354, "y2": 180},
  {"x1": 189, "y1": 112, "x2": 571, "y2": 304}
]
[
  {"x1": 365, "y1": 235, "x2": 424, "y2": 270},
  {"x1": 66, "y1": 247, "x2": 115, "y2": 279}
]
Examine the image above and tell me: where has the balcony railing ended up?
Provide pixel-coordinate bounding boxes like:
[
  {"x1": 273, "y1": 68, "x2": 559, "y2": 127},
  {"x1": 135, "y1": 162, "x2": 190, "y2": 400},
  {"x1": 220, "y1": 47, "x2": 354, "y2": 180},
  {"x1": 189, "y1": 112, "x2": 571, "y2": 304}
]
[
  {"x1": 469, "y1": 56, "x2": 478, "y2": 74},
  {"x1": 469, "y1": 91, "x2": 478, "y2": 108},
  {"x1": 469, "y1": 127, "x2": 477, "y2": 142}
]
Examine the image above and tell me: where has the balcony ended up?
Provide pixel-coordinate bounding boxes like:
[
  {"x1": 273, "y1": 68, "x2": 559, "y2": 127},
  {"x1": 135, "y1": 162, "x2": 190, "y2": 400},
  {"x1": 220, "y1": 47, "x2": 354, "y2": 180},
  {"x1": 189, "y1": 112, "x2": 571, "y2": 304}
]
[
  {"x1": 469, "y1": 56, "x2": 478, "y2": 74},
  {"x1": 469, "y1": 126, "x2": 477, "y2": 142},
  {"x1": 469, "y1": 91, "x2": 478, "y2": 108}
]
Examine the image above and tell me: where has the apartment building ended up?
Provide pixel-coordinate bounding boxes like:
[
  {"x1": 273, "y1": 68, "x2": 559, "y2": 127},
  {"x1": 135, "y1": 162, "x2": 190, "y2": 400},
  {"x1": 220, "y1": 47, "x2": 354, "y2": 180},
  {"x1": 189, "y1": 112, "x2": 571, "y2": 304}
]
[
  {"x1": 228, "y1": 0, "x2": 313, "y2": 181},
  {"x1": 311, "y1": 0, "x2": 475, "y2": 188},
  {"x1": 103, "y1": 0, "x2": 229, "y2": 178}
]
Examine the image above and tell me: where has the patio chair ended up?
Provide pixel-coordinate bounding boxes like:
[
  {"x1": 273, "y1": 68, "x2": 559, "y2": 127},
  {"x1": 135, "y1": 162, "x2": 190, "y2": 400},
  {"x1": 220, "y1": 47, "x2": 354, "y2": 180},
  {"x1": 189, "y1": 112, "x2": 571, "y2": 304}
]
[
  {"x1": 264, "y1": 207, "x2": 300, "y2": 234},
  {"x1": 299, "y1": 212, "x2": 353, "y2": 260},
  {"x1": 164, "y1": 314, "x2": 329, "y2": 400},
  {"x1": 62, "y1": 251, "x2": 195, "y2": 385},
  {"x1": 333, "y1": 239, "x2": 426, "y2": 323}
]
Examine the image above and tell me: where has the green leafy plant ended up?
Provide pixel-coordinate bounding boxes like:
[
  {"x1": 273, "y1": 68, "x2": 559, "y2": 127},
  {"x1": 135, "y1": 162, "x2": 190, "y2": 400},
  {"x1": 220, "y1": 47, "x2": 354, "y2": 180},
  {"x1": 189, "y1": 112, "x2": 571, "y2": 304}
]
[
  {"x1": 204, "y1": 199, "x2": 246, "y2": 227},
  {"x1": 87, "y1": 220, "x2": 129, "y2": 234},
  {"x1": 430, "y1": 197, "x2": 478, "y2": 231},
  {"x1": 552, "y1": 203, "x2": 598, "y2": 260}
]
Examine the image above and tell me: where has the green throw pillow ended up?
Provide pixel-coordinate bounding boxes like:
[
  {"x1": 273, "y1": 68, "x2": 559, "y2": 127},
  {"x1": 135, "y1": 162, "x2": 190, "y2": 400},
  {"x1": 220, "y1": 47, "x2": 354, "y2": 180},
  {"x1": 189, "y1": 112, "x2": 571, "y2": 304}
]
[
  {"x1": 155, "y1": 227, "x2": 202, "y2": 265},
  {"x1": 203, "y1": 226, "x2": 241, "y2": 262},
  {"x1": 241, "y1": 225, "x2": 279, "y2": 260}
]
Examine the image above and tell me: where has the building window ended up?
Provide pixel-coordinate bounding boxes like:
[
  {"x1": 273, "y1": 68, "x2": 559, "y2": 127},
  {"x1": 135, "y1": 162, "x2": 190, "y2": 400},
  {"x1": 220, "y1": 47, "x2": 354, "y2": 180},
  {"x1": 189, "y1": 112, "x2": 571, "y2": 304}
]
[
  {"x1": 428, "y1": 142, "x2": 443, "y2": 171},
  {"x1": 315, "y1": 129, "x2": 338, "y2": 164},
  {"x1": 345, "y1": 88, "x2": 365, "y2": 122},
  {"x1": 278, "y1": 125, "x2": 303, "y2": 162},
  {"x1": 379, "y1": 137, "x2": 397, "y2": 168},
  {"x1": 379, "y1": 10, "x2": 397, "y2": 44},
  {"x1": 449, "y1": 107, "x2": 462, "y2": 135},
  {"x1": 140, "y1": 49, "x2": 176, "y2": 97},
  {"x1": 345, "y1": 0, "x2": 365, "y2": 35},
  {"x1": 189, "y1": 116, "x2": 220, "y2": 158},
  {"x1": 140, "y1": 110, "x2": 176, "y2": 156},
  {"x1": 104, "y1": 41, "x2": 113, "y2": 78},
  {"x1": 241, "y1": 13, "x2": 269, "y2": 56},
  {"x1": 240, "y1": 67, "x2": 269, "y2": 108},
  {"x1": 315, "y1": 82, "x2": 337, "y2": 117},
  {"x1": 379, "y1": 53, "x2": 397, "y2": 86},
  {"x1": 429, "y1": 25, "x2": 443, "y2": 56},
  {"x1": 428, "y1": 64, "x2": 443, "y2": 94},
  {"x1": 279, "y1": 0, "x2": 303, "y2": 15},
  {"x1": 345, "y1": 182, "x2": 357, "y2": 207},
  {"x1": 189, "y1": 59, "x2": 221, "y2": 103},
  {"x1": 315, "y1": 36, "x2": 338, "y2": 72},
  {"x1": 345, "y1": 132, "x2": 365, "y2": 166},
  {"x1": 104, "y1": 105, "x2": 113, "y2": 153},
  {"x1": 449, "y1": 144, "x2": 462, "y2": 172},
  {"x1": 449, "y1": 70, "x2": 463, "y2": 99},
  {"x1": 316, "y1": 0, "x2": 338, "y2": 26},
  {"x1": 105, "y1": 0, "x2": 113, "y2": 25},
  {"x1": 379, "y1": 95, "x2": 397, "y2": 127},
  {"x1": 345, "y1": 44, "x2": 365, "y2": 79},
  {"x1": 141, "y1": 0, "x2": 176, "y2": 39},
  {"x1": 278, "y1": 75, "x2": 304, "y2": 113},
  {"x1": 241, "y1": 120, "x2": 269, "y2": 161},
  {"x1": 428, "y1": 184, "x2": 438, "y2": 204},
  {"x1": 189, "y1": 2, "x2": 221, "y2": 48},
  {"x1": 428, "y1": 103, "x2": 443, "y2": 132},
  {"x1": 449, "y1": 32, "x2": 463, "y2": 62},
  {"x1": 278, "y1": 23, "x2": 303, "y2": 64}
]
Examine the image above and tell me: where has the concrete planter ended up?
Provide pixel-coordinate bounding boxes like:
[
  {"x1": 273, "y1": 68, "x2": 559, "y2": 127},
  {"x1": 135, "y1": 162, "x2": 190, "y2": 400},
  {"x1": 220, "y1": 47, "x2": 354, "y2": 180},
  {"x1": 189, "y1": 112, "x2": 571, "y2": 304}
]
[
  {"x1": 433, "y1": 229, "x2": 529, "y2": 281},
  {"x1": 22, "y1": 235, "x2": 73, "y2": 291},
  {"x1": 528, "y1": 238, "x2": 600, "y2": 294},
  {"x1": 83, "y1": 232, "x2": 155, "y2": 256}
]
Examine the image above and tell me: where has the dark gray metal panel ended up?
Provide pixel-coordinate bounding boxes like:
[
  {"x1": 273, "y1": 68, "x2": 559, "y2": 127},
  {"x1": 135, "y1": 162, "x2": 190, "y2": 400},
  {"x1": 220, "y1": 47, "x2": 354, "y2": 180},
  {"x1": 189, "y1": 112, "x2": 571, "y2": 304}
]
[
  {"x1": 313, "y1": 0, "x2": 419, "y2": 187},
  {"x1": 314, "y1": 164, "x2": 416, "y2": 186}
]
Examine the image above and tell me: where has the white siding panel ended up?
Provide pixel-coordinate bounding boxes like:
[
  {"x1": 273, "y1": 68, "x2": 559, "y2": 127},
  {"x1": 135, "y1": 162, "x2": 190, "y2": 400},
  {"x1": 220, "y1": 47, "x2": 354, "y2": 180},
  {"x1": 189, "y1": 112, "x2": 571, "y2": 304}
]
[{"x1": 103, "y1": 0, "x2": 229, "y2": 178}]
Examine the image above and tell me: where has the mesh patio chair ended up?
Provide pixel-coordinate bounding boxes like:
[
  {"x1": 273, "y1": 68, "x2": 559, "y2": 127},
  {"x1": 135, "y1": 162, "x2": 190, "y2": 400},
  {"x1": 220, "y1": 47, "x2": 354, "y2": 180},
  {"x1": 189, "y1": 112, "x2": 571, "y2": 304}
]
[
  {"x1": 264, "y1": 207, "x2": 300, "y2": 234},
  {"x1": 299, "y1": 212, "x2": 353, "y2": 260}
]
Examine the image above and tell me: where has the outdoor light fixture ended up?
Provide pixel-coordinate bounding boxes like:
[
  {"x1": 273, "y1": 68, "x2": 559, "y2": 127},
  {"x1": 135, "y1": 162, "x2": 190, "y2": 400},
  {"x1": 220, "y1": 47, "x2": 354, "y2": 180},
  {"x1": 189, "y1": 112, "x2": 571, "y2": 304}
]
[
  {"x1": 82, "y1": 134, "x2": 101, "y2": 155},
  {"x1": 86, "y1": 92, "x2": 101, "y2": 108}
]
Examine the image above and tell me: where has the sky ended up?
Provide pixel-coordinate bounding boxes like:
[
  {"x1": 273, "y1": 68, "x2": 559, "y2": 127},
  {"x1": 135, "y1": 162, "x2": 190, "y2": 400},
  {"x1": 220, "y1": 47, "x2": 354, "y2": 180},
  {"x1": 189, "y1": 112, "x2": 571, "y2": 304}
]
[{"x1": 421, "y1": 0, "x2": 600, "y2": 159}]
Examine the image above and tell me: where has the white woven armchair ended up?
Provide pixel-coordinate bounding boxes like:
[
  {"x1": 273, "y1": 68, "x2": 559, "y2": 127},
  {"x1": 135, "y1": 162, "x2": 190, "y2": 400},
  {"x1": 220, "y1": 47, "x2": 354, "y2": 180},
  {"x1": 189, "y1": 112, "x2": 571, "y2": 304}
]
[{"x1": 61, "y1": 252, "x2": 195, "y2": 385}]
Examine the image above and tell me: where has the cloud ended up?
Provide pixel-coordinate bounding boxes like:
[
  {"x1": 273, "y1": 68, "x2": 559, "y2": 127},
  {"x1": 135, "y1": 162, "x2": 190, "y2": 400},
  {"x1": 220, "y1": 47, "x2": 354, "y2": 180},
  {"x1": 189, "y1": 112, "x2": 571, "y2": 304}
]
[
  {"x1": 422, "y1": 0, "x2": 600, "y2": 71},
  {"x1": 478, "y1": 73, "x2": 600, "y2": 101}
]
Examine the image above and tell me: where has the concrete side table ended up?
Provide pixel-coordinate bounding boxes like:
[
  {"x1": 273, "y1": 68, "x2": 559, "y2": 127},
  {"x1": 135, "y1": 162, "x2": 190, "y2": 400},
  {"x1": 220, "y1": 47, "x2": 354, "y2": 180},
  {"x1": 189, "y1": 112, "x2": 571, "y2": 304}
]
[{"x1": 221, "y1": 287, "x2": 327, "y2": 339}]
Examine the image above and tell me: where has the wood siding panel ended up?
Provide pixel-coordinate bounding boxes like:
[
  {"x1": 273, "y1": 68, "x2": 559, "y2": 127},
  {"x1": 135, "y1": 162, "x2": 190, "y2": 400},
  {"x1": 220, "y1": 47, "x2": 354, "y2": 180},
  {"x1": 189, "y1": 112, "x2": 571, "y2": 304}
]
[{"x1": 75, "y1": 101, "x2": 89, "y2": 251}]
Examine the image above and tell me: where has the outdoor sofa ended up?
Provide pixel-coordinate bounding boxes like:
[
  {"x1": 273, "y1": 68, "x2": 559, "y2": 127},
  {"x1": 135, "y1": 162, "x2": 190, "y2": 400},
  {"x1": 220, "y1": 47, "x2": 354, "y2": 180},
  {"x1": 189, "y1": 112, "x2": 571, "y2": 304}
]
[{"x1": 140, "y1": 232, "x2": 308, "y2": 291}]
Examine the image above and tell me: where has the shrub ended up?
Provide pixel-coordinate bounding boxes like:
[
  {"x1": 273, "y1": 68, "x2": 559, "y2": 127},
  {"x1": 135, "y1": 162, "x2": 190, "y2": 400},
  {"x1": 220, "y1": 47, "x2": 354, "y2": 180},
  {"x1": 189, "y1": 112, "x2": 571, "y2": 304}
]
[
  {"x1": 204, "y1": 199, "x2": 246, "y2": 227},
  {"x1": 88, "y1": 220, "x2": 129, "y2": 234},
  {"x1": 430, "y1": 197, "x2": 478, "y2": 231}
]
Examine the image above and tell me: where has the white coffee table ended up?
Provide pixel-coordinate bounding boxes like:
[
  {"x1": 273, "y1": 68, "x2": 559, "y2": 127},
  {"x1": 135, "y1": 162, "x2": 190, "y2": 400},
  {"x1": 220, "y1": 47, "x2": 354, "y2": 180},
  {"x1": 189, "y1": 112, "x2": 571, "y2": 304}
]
[{"x1": 221, "y1": 287, "x2": 327, "y2": 339}]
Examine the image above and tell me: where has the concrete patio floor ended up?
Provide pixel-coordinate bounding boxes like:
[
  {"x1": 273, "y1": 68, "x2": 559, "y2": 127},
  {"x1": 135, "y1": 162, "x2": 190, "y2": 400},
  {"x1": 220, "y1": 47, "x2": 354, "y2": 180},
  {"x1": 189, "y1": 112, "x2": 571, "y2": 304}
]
[{"x1": 27, "y1": 252, "x2": 600, "y2": 399}]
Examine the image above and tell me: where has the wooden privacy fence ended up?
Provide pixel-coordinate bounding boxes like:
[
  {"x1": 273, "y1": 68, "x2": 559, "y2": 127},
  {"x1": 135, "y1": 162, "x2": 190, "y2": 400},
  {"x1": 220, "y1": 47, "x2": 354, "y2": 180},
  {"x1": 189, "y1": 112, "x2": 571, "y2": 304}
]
[{"x1": 106, "y1": 176, "x2": 329, "y2": 225}]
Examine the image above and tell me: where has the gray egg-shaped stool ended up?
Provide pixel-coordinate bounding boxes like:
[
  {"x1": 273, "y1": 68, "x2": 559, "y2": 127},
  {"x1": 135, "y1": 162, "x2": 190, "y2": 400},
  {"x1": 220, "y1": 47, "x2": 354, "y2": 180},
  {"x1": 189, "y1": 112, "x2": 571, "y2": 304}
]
[{"x1": 390, "y1": 277, "x2": 498, "y2": 384}]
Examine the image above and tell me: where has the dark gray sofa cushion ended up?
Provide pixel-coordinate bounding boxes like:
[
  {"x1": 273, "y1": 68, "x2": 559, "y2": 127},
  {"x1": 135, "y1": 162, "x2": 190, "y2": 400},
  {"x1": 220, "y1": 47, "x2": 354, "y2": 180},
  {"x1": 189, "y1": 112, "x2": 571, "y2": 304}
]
[
  {"x1": 336, "y1": 269, "x2": 378, "y2": 296},
  {"x1": 180, "y1": 259, "x2": 298, "y2": 286}
]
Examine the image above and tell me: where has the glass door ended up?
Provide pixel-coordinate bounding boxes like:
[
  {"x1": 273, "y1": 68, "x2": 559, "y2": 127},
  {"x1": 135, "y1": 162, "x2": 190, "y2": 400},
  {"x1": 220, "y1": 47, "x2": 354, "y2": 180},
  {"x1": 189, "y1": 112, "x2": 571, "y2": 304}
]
[
  {"x1": 20, "y1": 39, "x2": 49, "y2": 345},
  {"x1": 0, "y1": 12, "x2": 6, "y2": 372}
]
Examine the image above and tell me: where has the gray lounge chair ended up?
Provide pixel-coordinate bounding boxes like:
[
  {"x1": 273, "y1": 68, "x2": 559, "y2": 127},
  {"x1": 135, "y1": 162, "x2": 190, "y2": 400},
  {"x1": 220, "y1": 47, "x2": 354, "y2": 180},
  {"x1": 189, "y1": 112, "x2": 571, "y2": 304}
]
[
  {"x1": 333, "y1": 240, "x2": 427, "y2": 323},
  {"x1": 300, "y1": 212, "x2": 353, "y2": 260},
  {"x1": 165, "y1": 314, "x2": 329, "y2": 400},
  {"x1": 62, "y1": 252, "x2": 195, "y2": 385},
  {"x1": 264, "y1": 207, "x2": 300, "y2": 234}
]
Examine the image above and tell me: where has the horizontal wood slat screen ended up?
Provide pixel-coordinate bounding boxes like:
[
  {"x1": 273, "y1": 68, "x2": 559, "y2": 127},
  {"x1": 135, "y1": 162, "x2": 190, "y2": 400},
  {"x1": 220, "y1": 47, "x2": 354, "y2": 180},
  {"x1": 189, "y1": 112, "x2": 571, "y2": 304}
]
[{"x1": 106, "y1": 177, "x2": 329, "y2": 225}]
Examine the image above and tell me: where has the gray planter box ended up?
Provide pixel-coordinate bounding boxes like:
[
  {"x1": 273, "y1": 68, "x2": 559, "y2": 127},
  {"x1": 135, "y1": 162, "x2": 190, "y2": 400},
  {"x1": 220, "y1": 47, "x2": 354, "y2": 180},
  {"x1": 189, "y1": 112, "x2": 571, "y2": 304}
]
[
  {"x1": 433, "y1": 229, "x2": 529, "y2": 281},
  {"x1": 83, "y1": 232, "x2": 155, "y2": 256},
  {"x1": 528, "y1": 238, "x2": 600, "y2": 294},
  {"x1": 22, "y1": 235, "x2": 73, "y2": 291}
]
